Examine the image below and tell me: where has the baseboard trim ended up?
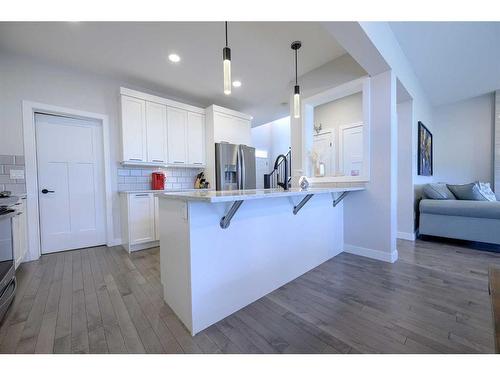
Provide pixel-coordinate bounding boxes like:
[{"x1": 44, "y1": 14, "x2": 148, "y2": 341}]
[
  {"x1": 107, "y1": 238, "x2": 122, "y2": 247},
  {"x1": 397, "y1": 231, "x2": 416, "y2": 241},
  {"x1": 344, "y1": 244, "x2": 398, "y2": 263}
]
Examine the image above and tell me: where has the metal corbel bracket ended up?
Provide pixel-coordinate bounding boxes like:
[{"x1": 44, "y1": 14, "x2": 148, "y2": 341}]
[
  {"x1": 293, "y1": 194, "x2": 314, "y2": 215},
  {"x1": 220, "y1": 200, "x2": 244, "y2": 229},
  {"x1": 332, "y1": 191, "x2": 349, "y2": 207}
]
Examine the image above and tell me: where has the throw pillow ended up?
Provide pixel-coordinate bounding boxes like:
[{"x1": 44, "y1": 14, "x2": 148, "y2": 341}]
[
  {"x1": 447, "y1": 182, "x2": 487, "y2": 201},
  {"x1": 477, "y1": 182, "x2": 497, "y2": 201},
  {"x1": 423, "y1": 183, "x2": 456, "y2": 200}
]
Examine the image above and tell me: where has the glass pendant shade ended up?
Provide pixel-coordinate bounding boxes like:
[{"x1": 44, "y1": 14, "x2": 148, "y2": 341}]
[
  {"x1": 223, "y1": 47, "x2": 231, "y2": 95},
  {"x1": 293, "y1": 85, "x2": 300, "y2": 119}
]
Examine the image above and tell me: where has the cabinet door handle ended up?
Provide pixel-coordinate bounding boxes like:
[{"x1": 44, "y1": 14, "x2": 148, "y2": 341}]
[
  {"x1": 134, "y1": 194, "x2": 149, "y2": 197},
  {"x1": 129, "y1": 158, "x2": 143, "y2": 161},
  {"x1": 152, "y1": 159, "x2": 165, "y2": 163},
  {"x1": 193, "y1": 162, "x2": 203, "y2": 165},
  {"x1": 173, "y1": 161, "x2": 184, "y2": 164}
]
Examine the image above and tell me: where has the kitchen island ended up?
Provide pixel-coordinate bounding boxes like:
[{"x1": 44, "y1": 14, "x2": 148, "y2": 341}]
[{"x1": 157, "y1": 186, "x2": 364, "y2": 335}]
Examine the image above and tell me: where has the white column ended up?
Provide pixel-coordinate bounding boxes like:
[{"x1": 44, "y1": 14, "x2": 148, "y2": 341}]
[
  {"x1": 343, "y1": 70, "x2": 398, "y2": 262},
  {"x1": 495, "y1": 90, "x2": 500, "y2": 199}
]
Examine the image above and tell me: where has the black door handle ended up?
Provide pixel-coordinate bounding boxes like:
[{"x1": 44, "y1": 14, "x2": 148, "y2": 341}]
[{"x1": 41, "y1": 189, "x2": 55, "y2": 194}]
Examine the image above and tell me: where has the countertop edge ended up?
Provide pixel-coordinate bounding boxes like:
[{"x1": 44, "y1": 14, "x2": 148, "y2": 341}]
[
  {"x1": 157, "y1": 187, "x2": 365, "y2": 203},
  {"x1": 118, "y1": 188, "x2": 212, "y2": 194}
]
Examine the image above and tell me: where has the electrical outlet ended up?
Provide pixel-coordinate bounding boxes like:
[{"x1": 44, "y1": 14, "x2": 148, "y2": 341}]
[{"x1": 9, "y1": 169, "x2": 25, "y2": 180}]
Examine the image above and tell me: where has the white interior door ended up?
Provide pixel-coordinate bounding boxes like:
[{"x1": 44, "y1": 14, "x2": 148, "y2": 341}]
[
  {"x1": 312, "y1": 132, "x2": 335, "y2": 176},
  {"x1": 340, "y1": 125, "x2": 363, "y2": 177},
  {"x1": 36, "y1": 113, "x2": 106, "y2": 254}
]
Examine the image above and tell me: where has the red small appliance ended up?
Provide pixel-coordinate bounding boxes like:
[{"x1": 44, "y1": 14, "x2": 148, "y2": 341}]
[{"x1": 151, "y1": 171, "x2": 166, "y2": 190}]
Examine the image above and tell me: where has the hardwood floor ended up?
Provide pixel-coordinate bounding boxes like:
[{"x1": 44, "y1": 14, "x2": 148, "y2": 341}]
[{"x1": 1, "y1": 239, "x2": 498, "y2": 353}]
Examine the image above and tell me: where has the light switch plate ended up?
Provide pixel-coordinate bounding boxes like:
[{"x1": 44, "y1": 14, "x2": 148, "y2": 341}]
[{"x1": 9, "y1": 169, "x2": 25, "y2": 180}]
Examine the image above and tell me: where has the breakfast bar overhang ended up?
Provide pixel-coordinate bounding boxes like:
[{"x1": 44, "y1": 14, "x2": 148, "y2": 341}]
[{"x1": 157, "y1": 186, "x2": 363, "y2": 335}]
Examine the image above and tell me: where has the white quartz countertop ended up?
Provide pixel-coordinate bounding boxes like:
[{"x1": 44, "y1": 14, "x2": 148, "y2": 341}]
[
  {"x1": 119, "y1": 188, "x2": 211, "y2": 194},
  {"x1": 157, "y1": 186, "x2": 364, "y2": 203}
]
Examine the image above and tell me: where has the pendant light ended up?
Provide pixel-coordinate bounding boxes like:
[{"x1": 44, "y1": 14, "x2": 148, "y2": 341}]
[
  {"x1": 291, "y1": 41, "x2": 302, "y2": 118},
  {"x1": 223, "y1": 21, "x2": 231, "y2": 95}
]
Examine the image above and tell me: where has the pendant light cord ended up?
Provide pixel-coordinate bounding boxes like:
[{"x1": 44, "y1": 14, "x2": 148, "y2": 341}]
[
  {"x1": 295, "y1": 49, "x2": 298, "y2": 85},
  {"x1": 225, "y1": 21, "x2": 228, "y2": 47}
]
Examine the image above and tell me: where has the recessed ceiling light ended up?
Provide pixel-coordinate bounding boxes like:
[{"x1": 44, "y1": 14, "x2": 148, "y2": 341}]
[
  {"x1": 232, "y1": 80, "x2": 242, "y2": 88},
  {"x1": 168, "y1": 54, "x2": 181, "y2": 63}
]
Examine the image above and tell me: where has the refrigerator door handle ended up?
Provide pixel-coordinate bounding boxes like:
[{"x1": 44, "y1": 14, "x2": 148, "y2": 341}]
[
  {"x1": 236, "y1": 147, "x2": 242, "y2": 189},
  {"x1": 240, "y1": 146, "x2": 246, "y2": 189}
]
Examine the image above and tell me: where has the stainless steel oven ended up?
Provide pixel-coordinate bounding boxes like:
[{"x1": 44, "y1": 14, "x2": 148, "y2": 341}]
[{"x1": 0, "y1": 202, "x2": 17, "y2": 323}]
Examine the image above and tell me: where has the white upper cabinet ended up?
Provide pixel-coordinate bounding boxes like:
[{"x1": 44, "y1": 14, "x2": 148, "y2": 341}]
[
  {"x1": 213, "y1": 112, "x2": 251, "y2": 146},
  {"x1": 167, "y1": 107, "x2": 188, "y2": 165},
  {"x1": 120, "y1": 88, "x2": 206, "y2": 167},
  {"x1": 145, "y1": 101, "x2": 167, "y2": 164},
  {"x1": 187, "y1": 112, "x2": 205, "y2": 165},
  {"x1": 121, "y1": 95, "x2": 147, "y2": 162}
]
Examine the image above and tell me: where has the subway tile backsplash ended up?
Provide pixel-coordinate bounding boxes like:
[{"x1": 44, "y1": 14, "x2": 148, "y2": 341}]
[
  {"x1": 1, "y1": 155, "x2": 203, "y2": 195},
  {"x1": 0, "y1": 155, "x2": 26, "y2": 194},
  {"x1": 117, "y1": 166, "x2": 203, "y2": 192}
]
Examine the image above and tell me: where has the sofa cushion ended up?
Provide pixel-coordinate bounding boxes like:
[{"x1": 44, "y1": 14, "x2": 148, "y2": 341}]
[
  {"x1": 447, "y1": 183, "x2": 487, "y2": 201},
  {"x1": 478, "y1": 182, "x2": 497, "y2": 201},
  {"x1": 420, "y1": 199, "x2": 500, "y2": 219},
  {"x1": 423, "y1": 183, "x2": 456, "y2": 200}
]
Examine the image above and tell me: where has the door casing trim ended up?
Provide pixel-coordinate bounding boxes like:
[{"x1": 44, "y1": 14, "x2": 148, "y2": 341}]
[{"x1": 22, "y1": 100, "x2": 115, "y2": 261}]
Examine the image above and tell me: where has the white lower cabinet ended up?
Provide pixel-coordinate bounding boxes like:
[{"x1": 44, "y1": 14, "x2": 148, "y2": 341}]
[
  {"x1": 120, "y1": 192, "x2": 159, "y2": 252},
  {"x1": 12, "y1": 197, "x2": 28, "y2": 269},
  {"x1": 154, "y1": 196, "x2": 160, "y2": 241}
]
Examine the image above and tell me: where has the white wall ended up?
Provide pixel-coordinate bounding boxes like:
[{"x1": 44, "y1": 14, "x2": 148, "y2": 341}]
[
  {"x1": 251, "y1": 122, "x2": 272, "y2": 157},
  {"x1": 496, "y1": 91, "x2": 500, "y2": 199},
  {"x1": 270, "y1": 117, "x2": 291, "y2": 162},
  {"x1": 313, "y1": 92, "x2": 363, "y2": 173},
  {"x1": 0, "y1": 53, "x2": 204, "y2": 243},
  {"x1": 251, "y1": 116, "x2": 291, "y2": 164},
  {"x1": 433, "y1": 93, "x2": 495, "y2": 185},
  {"x1": 397, "y1": 100, "x2": 415, "y2": 239}
]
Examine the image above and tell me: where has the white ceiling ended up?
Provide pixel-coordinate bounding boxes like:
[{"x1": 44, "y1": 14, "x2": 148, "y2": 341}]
[
  {"x1": 390, "y1": 22, "x2": 500, "y2": 106},
  {"x1": 0, "y1": 22, "x2": 346, "y2": 125}
]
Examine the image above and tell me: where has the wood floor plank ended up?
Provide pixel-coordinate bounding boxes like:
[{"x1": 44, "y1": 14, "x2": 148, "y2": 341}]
[
  {"x1": 53, "y1": 251, "x2": 74, "y2": 353},
  {"x1": 89, "y1": 247, "x2": 127, "y2": 353},
  {"x1": 0, "y1": 322, "x2": 25, "y2": 353},
  {"x1": 34, "y1": 311, "x2": 57, "y2": 354},
  {"x1": 71, "y1": 250, "x2": 90, "y2": 354},
  {"x1": 122, "y1": 293, "x2": 164, "y2": 353},
  {"x1": 119, "y1": 267, "x2": 184, "y2": 353},
  {"x1": 0, "y1": 261, "x2": 38, "y2": 348},
  {"x1": 16, "y1": 254, "x2": 57, "y2": 353},
  {"x1": 2, "y1": 238, "x2": 498, "y2": 354},
  {"x1": 158, "y1": 305, "x2": 203, "y2": 353},
  {"x1": 101, "y1": 272, "x2": 145, "y2": 353}
]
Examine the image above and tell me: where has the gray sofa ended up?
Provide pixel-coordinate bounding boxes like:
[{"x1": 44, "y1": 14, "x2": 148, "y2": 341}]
[{"x1": 419, "y1": 199, "x2": 500, "y2": 245}]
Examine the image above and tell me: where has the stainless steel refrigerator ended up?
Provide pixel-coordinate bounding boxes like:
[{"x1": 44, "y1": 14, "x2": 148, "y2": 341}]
[{"x1": 215, "y1": 142, "x2": 256, "y2": 191}]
